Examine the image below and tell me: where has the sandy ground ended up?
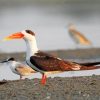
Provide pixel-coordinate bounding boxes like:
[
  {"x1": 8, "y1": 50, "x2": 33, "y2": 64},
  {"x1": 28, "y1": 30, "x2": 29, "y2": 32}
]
[
  {"x1": 0, "y1": 48, "x2": 100, "y2": 100},
  {"x1": 0, "y1": 75, "x2": 100, "y2": 100}
]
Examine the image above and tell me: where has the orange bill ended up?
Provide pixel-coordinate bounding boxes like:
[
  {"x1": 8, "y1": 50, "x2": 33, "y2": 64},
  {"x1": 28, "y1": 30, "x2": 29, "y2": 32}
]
[{"x1": 3, "y1": 32, "x2": 24, "y2": 41}]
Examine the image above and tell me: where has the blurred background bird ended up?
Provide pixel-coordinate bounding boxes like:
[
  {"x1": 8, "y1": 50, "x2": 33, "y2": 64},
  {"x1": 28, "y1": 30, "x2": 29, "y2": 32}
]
[{"x1": 68, "y1": 23, "x2": 92, "y2": 46}]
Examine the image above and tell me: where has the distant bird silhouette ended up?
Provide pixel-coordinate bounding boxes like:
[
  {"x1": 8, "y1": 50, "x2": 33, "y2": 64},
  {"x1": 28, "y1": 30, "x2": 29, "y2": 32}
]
[{"x1": 68, "y1": 24, "x2": 92, "y2": 45}]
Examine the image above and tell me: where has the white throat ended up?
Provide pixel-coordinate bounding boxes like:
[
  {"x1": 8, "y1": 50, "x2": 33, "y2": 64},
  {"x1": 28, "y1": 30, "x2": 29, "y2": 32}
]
[{"x1": 24, "y1": 37, "x2": 38, "y2": 60}]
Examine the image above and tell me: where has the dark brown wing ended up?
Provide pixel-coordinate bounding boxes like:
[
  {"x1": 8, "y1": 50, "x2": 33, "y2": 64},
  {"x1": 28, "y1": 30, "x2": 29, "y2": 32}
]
[
  {"x1": 35, "y1": 51, "x2": 55, "y2": 57},
  {"x1": 30, "y1": 51, "x2": 81, "y2": 71},
  {"x1": 78, "y1": 62, "x2": 100, "y2": 66}
]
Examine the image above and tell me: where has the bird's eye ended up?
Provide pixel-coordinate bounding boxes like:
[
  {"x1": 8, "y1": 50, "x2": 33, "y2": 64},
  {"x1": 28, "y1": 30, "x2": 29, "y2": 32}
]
[
  {"x1": 25, "y1": 30, "x2": 35, "y2": 36},
  {"x1": 26, "y1": 30, "x2": 31, "y2": 33}
]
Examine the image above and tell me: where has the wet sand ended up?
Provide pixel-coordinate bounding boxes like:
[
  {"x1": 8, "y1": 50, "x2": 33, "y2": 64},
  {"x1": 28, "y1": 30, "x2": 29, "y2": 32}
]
[{"x1": 0, "y1": 75, "x2": 100, "y2": 100}]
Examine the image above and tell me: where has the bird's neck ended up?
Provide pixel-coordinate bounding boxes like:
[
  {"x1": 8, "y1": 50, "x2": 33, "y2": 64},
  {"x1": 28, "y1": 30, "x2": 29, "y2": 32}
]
[{"x1": 25, "y1": 38, "x2": 38, "y2": 60}]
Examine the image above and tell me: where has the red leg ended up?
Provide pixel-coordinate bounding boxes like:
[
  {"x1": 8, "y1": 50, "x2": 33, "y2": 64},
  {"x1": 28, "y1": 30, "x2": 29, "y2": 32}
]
[
  {"x1": 20, "y1": 75, "x2": 22, "y2": 80},
  {"x1": 41, "y1": 74, "x2": 47, "y2": 85}
]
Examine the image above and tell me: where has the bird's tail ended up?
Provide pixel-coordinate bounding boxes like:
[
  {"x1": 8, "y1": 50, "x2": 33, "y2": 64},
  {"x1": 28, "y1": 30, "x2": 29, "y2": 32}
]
[
  {"x1": 80, "y1": 65, "x2": 100, "y2": 70},
  {"x1": 79, "y1": 62, "x2": 100, "y2": 66}
]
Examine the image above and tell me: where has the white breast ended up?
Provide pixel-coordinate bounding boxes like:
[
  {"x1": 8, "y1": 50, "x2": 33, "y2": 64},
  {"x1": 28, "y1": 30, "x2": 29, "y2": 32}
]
[{"x1": 8, "y1": 61, "x2": 21, "y2": 75}]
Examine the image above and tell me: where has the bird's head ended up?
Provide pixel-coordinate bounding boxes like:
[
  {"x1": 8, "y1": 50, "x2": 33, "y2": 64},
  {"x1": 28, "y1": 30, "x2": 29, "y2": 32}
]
[
  {"x1": 3, "y1": 30, "x2": 35, "y2": 41},
  {"x1": 7, "y1": 57, "x2": 15, "y2": 61},
  {"x1": 0, "y1": 57, "x2": 15, "y2": 63},
  {"x1": 68, "y1": 23, "x2": 76, "y2": 30}
]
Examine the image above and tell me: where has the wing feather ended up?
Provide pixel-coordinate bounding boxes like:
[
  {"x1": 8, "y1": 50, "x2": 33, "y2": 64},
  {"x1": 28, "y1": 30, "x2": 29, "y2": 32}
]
[
  {"x1": 30, "y1": 51, "x2": 81, "y2": 71},
  {"x1": 15, "y1": 65, "x2": 35, "y2": 76}
]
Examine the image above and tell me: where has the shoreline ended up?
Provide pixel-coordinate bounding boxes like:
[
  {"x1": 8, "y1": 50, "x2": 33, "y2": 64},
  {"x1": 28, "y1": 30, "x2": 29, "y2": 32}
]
[{"x1": 0, "y1": 48, "x2": 100, "y2": 62}]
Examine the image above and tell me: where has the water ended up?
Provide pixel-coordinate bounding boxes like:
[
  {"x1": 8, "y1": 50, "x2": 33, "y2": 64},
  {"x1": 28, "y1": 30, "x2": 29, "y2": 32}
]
[
  {"x1": 0, "y1": 1, "x2": 100, "y2": 52},
  {"x1": 0, "y1": 63, "x2": 100, "y2": 81}
]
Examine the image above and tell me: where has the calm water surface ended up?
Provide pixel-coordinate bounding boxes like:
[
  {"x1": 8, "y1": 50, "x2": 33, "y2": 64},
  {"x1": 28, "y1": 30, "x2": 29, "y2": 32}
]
[{"x1": 0, "y1": 63, "x2": 100, "y2": 80}]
